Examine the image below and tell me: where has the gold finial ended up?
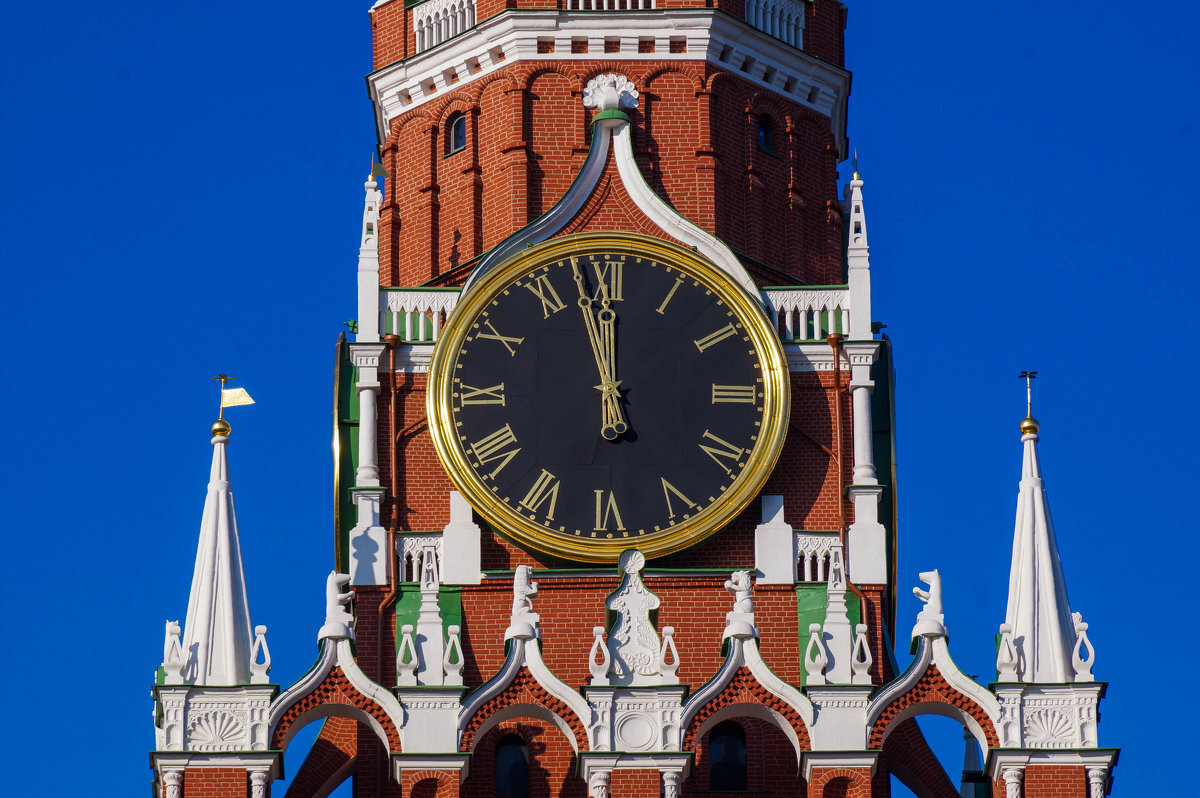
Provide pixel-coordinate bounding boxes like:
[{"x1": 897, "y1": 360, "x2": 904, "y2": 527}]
[
  {"x1": 1018, "y1": 370, "x2": 1039, "y2": 434},
  {"x1": 852, "y1": 149, "x2": 860, "y2": 181}
]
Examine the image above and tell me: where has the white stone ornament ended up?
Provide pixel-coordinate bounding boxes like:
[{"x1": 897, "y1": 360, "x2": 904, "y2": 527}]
[
  {"x1": 443, "y1": 625, "x2": 464, "y2": 686},
  {"x1": 850, "y1": 623, "x2": 873, "y2": 685},
  {"x1": 912, "y1": 569, "x2": 947, "y2": 638},
  {"x1": 804, "y1": 623, "x2": 828, "y2": 685},
  {"x1": 249, "y1": 625, "x2": 271, "y2": 684},
  {"x1": 662, "y1": 770, "x2": 681, "y2": 798},
  {"x1": 659, "y1": 626, "x2": 680, "y2": 680},
  {"x1": 996, "y1": 623, "x2": 1019, "y2": 682},
  {"x1": 1088, "y1": 766, "x2": 1108, "y2": 798},
  {"x1": 1002, "y1": 766, "x2": 1024, "y2": 798},
  {"x1": 589, "y1": 769, "x2": 611, "y2": 798},
  {"x1": 605, "y1": 550, "x2": 662, "y2": 683},
  {"x1": 505, "y1": 565, "x2": 540, "y2": 640},
  {"x1": 723, "y1": 570, "x2": 757, "y2": 639},
  {"x1": 396, "y1": 624, "x2": 418, "y2": 686},
  {"x1": 162, "y1": 620, "x2": 185, "y2": 684},
  {"x1": 319, "y1": 571, "x2": 355, "y2": 640},
  {"x1": 589, "y1": 626, "x2": 612, "y2": 684},
  {"x1": 582, "y1": 73, "x2": 638, "y2": 112},
  {"x1": 1071, "y1": 611, "x2": 1095, "y2": 682}
]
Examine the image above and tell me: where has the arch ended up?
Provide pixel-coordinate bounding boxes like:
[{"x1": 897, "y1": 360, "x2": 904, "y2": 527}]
[
  {"x1": 460, "y1": 667, "x2": 589, "y2": 753},
  {"x1": 269, "y1": 666, "x2": 403, "y2": 753},
  {"x1": 867, "y1": 664, "x2": 1000, "y2": 753},
  {"x1": 683, "y1": 667, "x2": 810, "y2": 760},
  {"x1": 643, "y1": 64, "x2": 704, "y2": 94},
  {"x1": 445, "y1": 111, "x2": 467, "y2": 155}
]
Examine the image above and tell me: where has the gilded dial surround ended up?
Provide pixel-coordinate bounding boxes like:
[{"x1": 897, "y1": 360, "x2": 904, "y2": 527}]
[{"x1": 427, "y1": 233, "x2": 789, "y2": 563}]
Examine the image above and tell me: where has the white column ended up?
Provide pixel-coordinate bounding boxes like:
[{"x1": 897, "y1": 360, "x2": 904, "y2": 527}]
[
  {"x1": 162, "y1": 770, "x2": 183, "y2": 798},
  {"x1": 589, "y1": 770, "x2": 611, "y2": 798},
  {"x1": 662, "y1": 770, "x2": 681, "y2": 798},
  {"x1": 1002, "y1": 766, "x2": 1023, "y2": 798},
  {"x1": 416, "y1": 544, "x2": 445, "y2": 685},
  {"x1": 250, "y1": 770, "x2": 269, "y2": 798},
  {"x1": 1087, "y1": 767, "x2": 1108, "y2": 798},
  {"x1": 850, "y1": 378, "x2": 877, "y2": 484},
  {"x1": 356, "y1": 384, "x2": 380, "y2": 485}
]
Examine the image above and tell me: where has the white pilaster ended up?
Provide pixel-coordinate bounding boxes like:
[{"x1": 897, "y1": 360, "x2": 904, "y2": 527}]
[
  {"x1": 348, "y1": 341, "x2": 389, "y2": 586},
  {"x1": 357, "y1": 175, "x2": 382, "y2": 343},
  {"x1": 416, "y1": 544, "x2": 445, "y2": 685},
  {"x1": 821, "y1": 543, "x2": 853, "y2": 683},
  {"x1": 754, "y1": 495, "x2": 796, "y2": 584}
]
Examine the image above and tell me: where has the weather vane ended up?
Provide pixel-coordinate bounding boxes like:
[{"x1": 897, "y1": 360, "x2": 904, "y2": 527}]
[
  {"x1": 211, "y1": 374, "x2": 255, "y2": 433},
  {"x1": 1017, "y1": 370, "x2": 1039, "y2": 434}
]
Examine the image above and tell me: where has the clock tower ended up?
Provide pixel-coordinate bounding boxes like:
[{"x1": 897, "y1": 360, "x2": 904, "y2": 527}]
[{"x1": 150, "y1": 2, "x2": 1119, "y2": 797}]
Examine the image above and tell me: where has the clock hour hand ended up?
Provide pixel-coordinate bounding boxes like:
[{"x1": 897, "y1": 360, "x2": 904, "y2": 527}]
[{"x1": 572, "y1": 259, "x2": 628, "y2": 440}]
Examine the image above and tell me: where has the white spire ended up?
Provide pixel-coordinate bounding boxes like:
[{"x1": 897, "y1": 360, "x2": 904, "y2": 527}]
[
  {"x1": 1001, "y1": 423, "x2": 1078, "y2": 682},
  {"x1": 842, "y1": 156, "x2": 872, "y2": 339},
  {"x1": 179, "y1": 426, "x2": 255, "y2": 685}
]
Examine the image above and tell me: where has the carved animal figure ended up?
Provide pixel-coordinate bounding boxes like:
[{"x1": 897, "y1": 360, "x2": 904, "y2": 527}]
[
  {"x1": 511, "y1": 564, "x2": 539, "y2": 619},
  {"x1": 325, "y1": 571, "x2": 355, "y2": 626},
  {"x1": 913, "y1": 569, "x2": 943, "y2": 617},
  {"x1": 724, "y1": 570, "x2": 754, "y2": 614}
]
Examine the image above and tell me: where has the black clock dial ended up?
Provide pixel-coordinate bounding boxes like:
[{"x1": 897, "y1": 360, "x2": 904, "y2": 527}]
[{"x1": 447, "y1": 250, "x2": 767, "y2": 549}]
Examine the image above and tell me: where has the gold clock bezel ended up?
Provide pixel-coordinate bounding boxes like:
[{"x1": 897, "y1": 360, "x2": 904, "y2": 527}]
[{"x1": 426, "y1": 232, "x2": 790, "y2": 563}]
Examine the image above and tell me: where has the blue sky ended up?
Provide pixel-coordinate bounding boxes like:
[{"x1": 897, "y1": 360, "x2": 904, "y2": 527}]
[{"x1": 1, "y1": 0, "x2": 1193, "y2": 794}]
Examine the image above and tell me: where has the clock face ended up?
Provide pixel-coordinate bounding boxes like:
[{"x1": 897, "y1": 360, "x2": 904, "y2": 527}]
[{"x1": 427, "y1": 234, "x2": 788, "y2": 562}]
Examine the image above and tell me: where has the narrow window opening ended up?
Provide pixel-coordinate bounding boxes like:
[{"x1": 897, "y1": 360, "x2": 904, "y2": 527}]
[
  {"x1": 709, "y1": 721, "x2": 748, "y2": 791},
  {"x1": 446, "y1": 112, "x2": 467, "y2": 156},
  {"x1": 495, "y1": 735, "x2": 530, "y2": 798},
  {"x1": 756, "y1": 114, "x2": 774, "y2": 153}
]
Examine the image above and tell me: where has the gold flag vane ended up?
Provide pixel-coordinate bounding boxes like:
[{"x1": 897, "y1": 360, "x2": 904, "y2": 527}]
[
  {"x1": 211, "y1": 374, "x2": 255, "y2": 436},
  {"x1": 1018, "y1": 370, "x2": 1038, "y2": 435}
]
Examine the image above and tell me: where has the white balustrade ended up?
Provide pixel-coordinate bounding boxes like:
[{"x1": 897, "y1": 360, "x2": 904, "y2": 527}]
[
  {"x1": 414, "y1": 0, "x2": 476, "y2": 53},
  {"x1": 566, "y1": 0, "x2": 655, "y2": 9},
  {"x1": 745, "y1": 0, "x2": 805, "y2": 48},
  {"x1": 381, "y1": 286, "x2": 849, "y2": 345},
  {"x1": 397, "y1": 534, "x2": 444, "y2": 582},
  {"x1": 795, "y1": 531, "x2": 838, "y2": 582},
  {"x1": 381, "y1": 289, "x2": 459, "y2": 343},
  {"x1": 763, "y1": 287, "x2": 850, "y2": 342}
]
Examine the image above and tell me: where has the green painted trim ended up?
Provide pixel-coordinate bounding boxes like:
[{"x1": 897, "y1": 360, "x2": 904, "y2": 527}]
[
  {"x1": 795, "y1": 584, "x2": 861, "y2": 686},
  {"x1": 593, "y1": 109, "x2": 631, "y2": 124}
]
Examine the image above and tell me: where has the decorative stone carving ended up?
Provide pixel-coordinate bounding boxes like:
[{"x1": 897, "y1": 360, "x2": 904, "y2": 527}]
[
  {"x1": 505, "y1": 565, "x2": 540, "y2": 640},
  {"x1": 162, "y1": 620, "x2": 185, "y2": 685},
  {"x1": 912, "y1": 569, "x2": 946, "y2": 637},
  {"x1": 589, "y1": 627, "x2": 612, "y2": 685},
  {"x1": 582, "y1": 73, "x2": 638, "y2": 112},
  {"x1": 589, "y1": 768, "x2": 611, "y2": 798},
  {"x1": 396, "y1": 624, "x2": 418, "y2": 686},
  {"x1": 443, "y1": 625, "x2": 464, "y2": 686},
  {"x1": 724, "y1": 570, "x2": 757, "y2": 639},
  {"x1": 319, "y1": 572, "x2": 355, "y2": 640},
  {"x1": 996, "y1": 623, "x2": 1019, "y2": 682},
  {"x1": 250, "y1": 625, "x2": 271, "y2": 684},
  {"x1": 1072, "y1": 612, "x2": 1095, "y2": 682},
  {"x1": 186, "y1": 710, "x2": 247, "y2": 751},
  {"x1": 1023, "y1": 707, "x2": 1073, "y2": 748},
  {"x1": 162, "y1": 770, "x2": 183, "y2": 798},
  {"x1": 662, "y1": 770, "x2": 681, "y2": 798},
  {"x1": 850, "y1": 623, "x2": 873, "y2": 685},
  {"x1": 605, "y1": 550, "x2": 662, "y2": 684},
  {"x1": 1087, "y1": 766, "x2": 1108, "y2": 798},
  {"x1": 804, "y1": 623, "x2": 828, "y2": 685},
  {"x1": 1002, "y1": 766, "x2": 1023, "y2": 798},
  {"x1": 659, "y1": 627, "x2": 680, "y2": 680},
  {"x1": 588, "y1": 693, "x2": 613, "y2": 750},
  {"x1": 250, "y1": 770, "x2": 269, "y2": 798}
]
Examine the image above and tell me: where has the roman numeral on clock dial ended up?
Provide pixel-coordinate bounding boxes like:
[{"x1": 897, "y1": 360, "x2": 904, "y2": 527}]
[
  {"x1": 470, "y1": 424, "x2": 521, "y2": 478},
  {"x1": 660, "y1": 478, "x2": 697, "y2": 520},
  {"x1": 476, "y1": 319, "x2": 524, "y2": 355},
  {"x1": 694, "y1": 323, "x2": 738, "y2": 352},
  {"x1": 459, "y1": 383, "x2": 506, "y2": 406},
  {"x1": 699, "y1": 430, "x2": 747, "y2": 474},
  {"x1": 524, "y1": 274, "x2": 566, "y2": 318},
  {"x1": 591, "y1": 259, "x2": 623, "y2": 302},
  {"x1": 711, "y1": 384, "x2": 756, "y2": 404},
  {"x1": 593, "y1": 489, "x2": 626, "y2": 531},
  {"x1": 520, "y1": 469, "x2": 561, "y2": 520}
]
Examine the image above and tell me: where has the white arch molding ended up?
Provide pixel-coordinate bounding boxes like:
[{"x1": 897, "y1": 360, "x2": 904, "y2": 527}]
[
  {"x1": 468, "y1": 702, "x2": 584, "y2": 754},
  {"x1": 692, "y1": 703, "x2": 804, "y2": 765}
]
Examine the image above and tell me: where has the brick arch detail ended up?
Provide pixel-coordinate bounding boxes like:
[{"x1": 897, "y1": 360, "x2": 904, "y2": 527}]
[
  {"x1": 643, "y1": 65, "x2": 704, "y2": 94},
  {"x1": 682, "y1": 667, "x2": 811, "y2": 751},
  {"x1": 868, "y1": 664, "x2": 999, "y2": 749},
  {"x1": 459, "y1": 666, "x2": 589, "y2": 753},
  {"x1": 269, "y1": 666, "x2": 402, "y2": 752},
  {"x1": 745, "y1": 91, "x2": 794, "y2": 129}
]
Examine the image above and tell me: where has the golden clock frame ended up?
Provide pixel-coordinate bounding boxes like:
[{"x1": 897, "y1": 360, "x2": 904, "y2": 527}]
[{"x1": 426, "y1": 232, "x2": 790, "y2": 563}]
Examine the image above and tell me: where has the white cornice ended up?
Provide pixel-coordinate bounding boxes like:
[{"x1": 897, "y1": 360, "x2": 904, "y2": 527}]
[
  {"x1": 785, "y1": 340, "x2": 878, "y2": 372},
  {"x1": 368, "y1": 10, "x2": 850, "y2": 154}
]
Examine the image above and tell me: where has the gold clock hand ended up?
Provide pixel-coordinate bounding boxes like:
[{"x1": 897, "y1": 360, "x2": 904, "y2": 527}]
[{"x1": 595, "y1": 281, "x2": 628, "y2": 440}]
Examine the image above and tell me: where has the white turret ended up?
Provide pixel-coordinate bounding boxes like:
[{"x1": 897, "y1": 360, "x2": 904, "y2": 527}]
[
  {"x1": 999, "y1": 412, "x2": 1092, "y2": 682},
  {"x1": 176, "y1": 420, "x2": 258, "y2": 685},
  {"x1": 842, "y1": 157, "x2": 872, "y2": 341}
]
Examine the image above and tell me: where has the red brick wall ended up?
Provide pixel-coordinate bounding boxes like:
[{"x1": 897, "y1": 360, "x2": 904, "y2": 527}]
[
  {"x1": 180, "y1": 768, "x2": 246, "y2": 798},
  {"x1": 1024, "y1": 765, "x2": 1089, "y2": 797},
  {"x1": 463, "y1": 720, "x2": 586, "y2": 798},
  {"x1": 686, "y1": 717, "x2": 802, "y2": 796},
  {"x1": 807, "y1": 767, "x2": 872, "y2": 798},
  {"x1": 378, "y1": 61, "x2": 843, "y2": 288}
]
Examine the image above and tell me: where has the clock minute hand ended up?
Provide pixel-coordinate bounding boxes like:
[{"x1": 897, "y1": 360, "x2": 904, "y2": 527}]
[
  {"x1": 572, "y1": 259, "x2": 609, "y2": 381},
  {"x1": 595, "y1": 282, "x2": 628, "y2": 440}
]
